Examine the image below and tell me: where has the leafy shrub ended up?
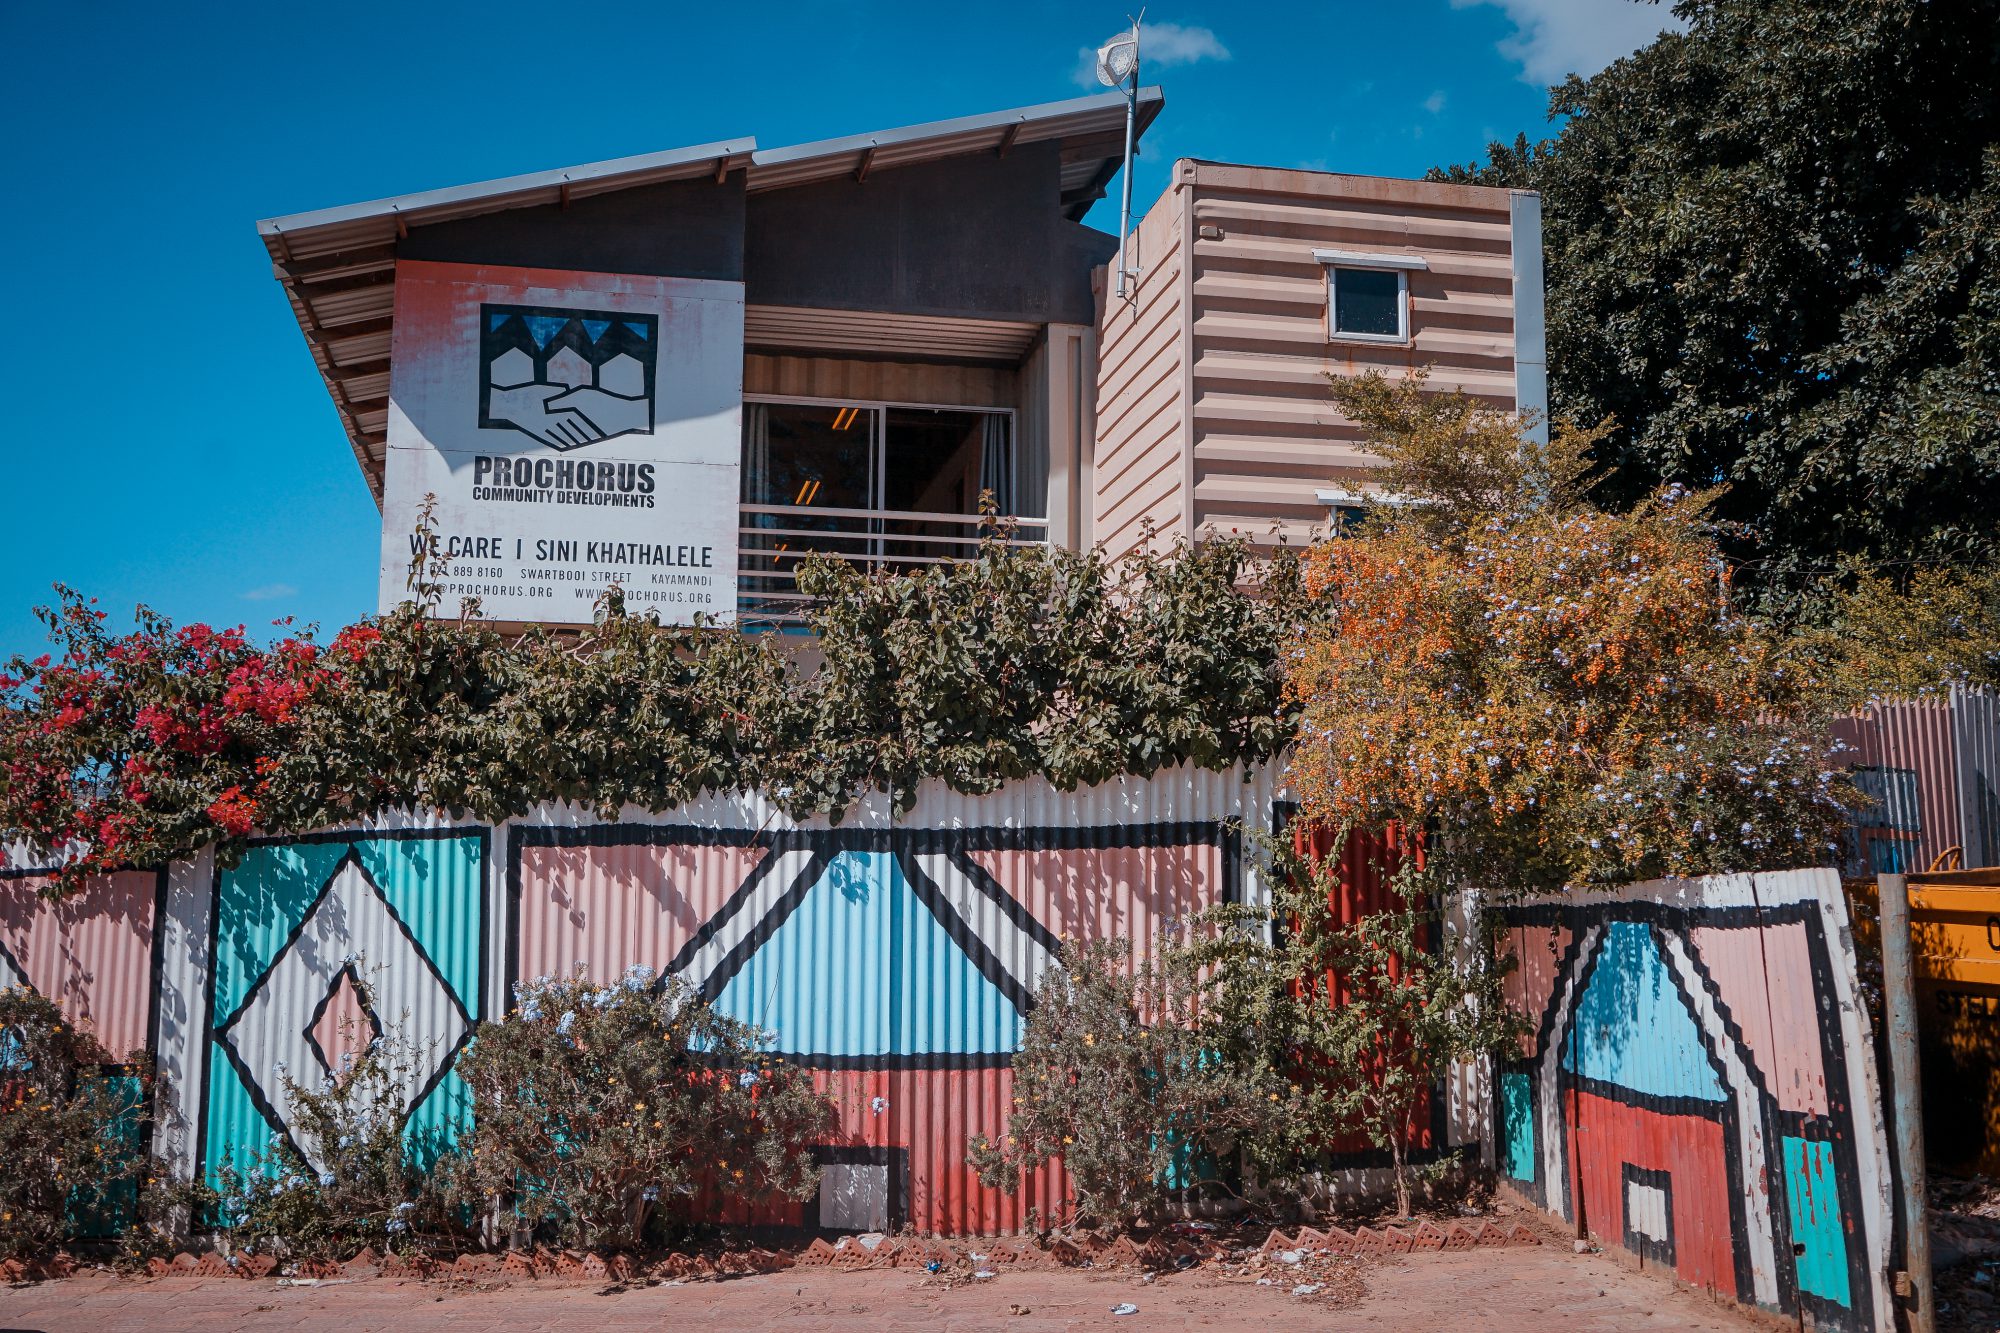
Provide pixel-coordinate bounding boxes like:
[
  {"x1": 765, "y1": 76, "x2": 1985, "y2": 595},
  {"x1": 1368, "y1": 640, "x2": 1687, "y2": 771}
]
[
  {"x1": 198, "y1": 1021, "x2": 460, "y2": 1261},
  {"x1": 969, "y1": 935, "x2": 1287, "y2": 1229},
  {"x1": 1239, "y1": 835, "x2": 1526, "y2": 1219},
  {"x1": 0, "y1": 988, "x2": 153, "y2": 1259},
  {"x1": 447, "y1": 967, "x2": 833, "y2": 1251},
  {"x1": 1, "y1": 538, "x2": 1307, "y2": 895}
]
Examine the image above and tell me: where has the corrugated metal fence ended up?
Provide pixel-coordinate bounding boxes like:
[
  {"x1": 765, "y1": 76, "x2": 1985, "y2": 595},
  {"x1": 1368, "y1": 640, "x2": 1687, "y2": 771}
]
[
  {"x1": 1492, "y1": 869, "x2": 1893, "y2": 1333},
  {"x1": 1833, "y1": 684, "x2": 2000, "y2": 875},
  {"x1": 6, "y1": 763, "x2": 1326, "y2": 1240}
]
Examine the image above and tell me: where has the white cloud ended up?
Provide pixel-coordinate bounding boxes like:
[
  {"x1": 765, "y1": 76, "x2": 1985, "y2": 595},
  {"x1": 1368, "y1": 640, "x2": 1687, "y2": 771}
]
[
  {"x1": 241, "y1": 583, "x2": 298, "y2": 602},
  {"x1": 1073, "y1": 21, "x2": 1231, "y2": 87},
  {"x1": 1451, "y1": 0, "x2": 1685, "y2": 85},
  {"x1": 1423, "y1": 89, "x2": 1448, "y2": 115}
]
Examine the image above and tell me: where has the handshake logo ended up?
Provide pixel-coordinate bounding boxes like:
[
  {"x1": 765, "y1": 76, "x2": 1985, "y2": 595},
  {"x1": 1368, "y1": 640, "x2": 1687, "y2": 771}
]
[{"x1": 478, "y1": 304, "x2": 659, "y2": 451}]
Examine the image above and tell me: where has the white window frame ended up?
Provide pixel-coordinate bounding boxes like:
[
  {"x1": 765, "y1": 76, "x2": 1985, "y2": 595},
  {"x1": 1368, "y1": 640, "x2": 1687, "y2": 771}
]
[{"x1": 1314, "y1": 248, "x2": 1427, "y2": 347}]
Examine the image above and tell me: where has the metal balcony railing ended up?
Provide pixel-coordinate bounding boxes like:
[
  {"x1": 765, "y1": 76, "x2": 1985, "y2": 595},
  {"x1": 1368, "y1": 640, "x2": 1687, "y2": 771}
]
[{"x1": 737, "y1": 503, "x2": 1049, "y2": 628}]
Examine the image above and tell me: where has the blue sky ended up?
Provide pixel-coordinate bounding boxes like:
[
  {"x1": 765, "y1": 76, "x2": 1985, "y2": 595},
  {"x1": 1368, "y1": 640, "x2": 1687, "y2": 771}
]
[{"x1": 0, "y1": 0, "x2": 1676, "y2": 661}]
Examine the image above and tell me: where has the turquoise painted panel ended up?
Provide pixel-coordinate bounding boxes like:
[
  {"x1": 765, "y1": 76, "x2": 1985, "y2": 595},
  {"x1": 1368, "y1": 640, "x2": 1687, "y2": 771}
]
[
  {"x1": 66, "y1": 1072, "x2": 146, "y2": 1237},
  {"x1": 211, "y1": 841, "x2": 348, "y2": 1018},
  {"x1": 712, "y1": 851, "x2": 1021, "y2": 1058},
  {"x1": 204, "y1": 1032, "x2": 272, "y2": 1176},
  {"x1": 1500, "y1": 1070, "x2": 1535, "y2": 1181},
  {"x1": 205, "y1": 840, "x2": 347, "y2": 1179},
  {"x1": 1564, "y1": 921, "x2": 1725, "y2": 1102},
  {"x1": 1783, "y1": 1136, "x2": 1851, "y2": 1307},
  {"x1": 356, "y1": 835, "x2": 484, "y2": 1006},
  {"x1": 203, "y1": 833, "x2": 484, "y2": 1181}
]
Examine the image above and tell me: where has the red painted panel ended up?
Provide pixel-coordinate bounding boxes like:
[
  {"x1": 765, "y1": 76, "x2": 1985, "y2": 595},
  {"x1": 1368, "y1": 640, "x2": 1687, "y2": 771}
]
[
  {"x1": 714, "y1": 1067, "x2": 1070, "y2": 1235},
  {"x1": 1289, "y1": 823, "x2": 1435, "y2": 1152},
  {"x1": 1833, "y1": 701, "x2": 1963, "y2": 872},
  {"x1": 1568, "y1": 1089, "x2": 1738, "y2": 1299}
]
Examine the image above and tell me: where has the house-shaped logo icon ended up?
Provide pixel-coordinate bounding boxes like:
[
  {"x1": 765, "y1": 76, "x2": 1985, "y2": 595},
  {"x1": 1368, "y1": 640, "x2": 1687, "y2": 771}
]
[{"x1": 477, "y1": 303, "x2": 658, "y2": 452}]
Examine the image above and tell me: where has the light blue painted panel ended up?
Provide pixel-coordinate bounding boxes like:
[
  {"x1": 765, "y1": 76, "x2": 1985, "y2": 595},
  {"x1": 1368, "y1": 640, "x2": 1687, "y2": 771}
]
[
  {"x1": 1564, "y1": 921, "x2": 1725, "y2": 1102},
  {"x1": 1783, "y1": 1136, "x2": 1851, "y2": 1307},
  {"x1": 712, "y1": 851, "x2": 1021, "y2": 1058}
]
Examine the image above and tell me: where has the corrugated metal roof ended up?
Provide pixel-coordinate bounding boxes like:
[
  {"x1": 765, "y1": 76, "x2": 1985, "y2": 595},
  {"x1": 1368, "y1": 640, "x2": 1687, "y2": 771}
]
[
  {"x1": 258, "y1": 92, "x2": 1159, "y2": 502},
  {"x1": 257, "y1": 138, "x2": 759, "y2": 260},
  {"x1": 746, "y1": 88, "x2": 1163, "y2": 220}
]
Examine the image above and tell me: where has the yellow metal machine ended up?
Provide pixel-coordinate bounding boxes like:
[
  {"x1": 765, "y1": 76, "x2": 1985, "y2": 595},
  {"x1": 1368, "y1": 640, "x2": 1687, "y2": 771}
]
[{"x1": 1898, "y1": 852, "x2": 2000, "y2": 1174}]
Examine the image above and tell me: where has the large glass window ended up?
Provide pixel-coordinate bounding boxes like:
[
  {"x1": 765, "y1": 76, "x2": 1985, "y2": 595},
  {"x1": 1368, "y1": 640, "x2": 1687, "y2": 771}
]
[{"x1": 739, "y1": 399, "x2": 1019, "y2": 624}]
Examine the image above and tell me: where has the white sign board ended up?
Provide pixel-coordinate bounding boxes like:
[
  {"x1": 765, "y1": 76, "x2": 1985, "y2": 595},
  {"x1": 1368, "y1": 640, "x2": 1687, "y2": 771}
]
[{"x1": 380, "y1": 260, "x2": 742, "y2": 625}]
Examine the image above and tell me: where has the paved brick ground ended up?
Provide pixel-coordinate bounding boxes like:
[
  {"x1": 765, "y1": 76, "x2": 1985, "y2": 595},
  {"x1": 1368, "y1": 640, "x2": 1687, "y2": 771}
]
[{"x1": 0, "y1": 1245, "x2": 1771, "y2": 1332}]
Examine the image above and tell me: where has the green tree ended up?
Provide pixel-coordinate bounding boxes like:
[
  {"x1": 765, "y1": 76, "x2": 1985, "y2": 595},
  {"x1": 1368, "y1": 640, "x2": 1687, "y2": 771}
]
[
  {"x1": 1824, "y1": 561, "x2": 2000, "y2": 701},
  {"x1": 1435, "y1": 0, "x2": 2000, "y2": 620}
]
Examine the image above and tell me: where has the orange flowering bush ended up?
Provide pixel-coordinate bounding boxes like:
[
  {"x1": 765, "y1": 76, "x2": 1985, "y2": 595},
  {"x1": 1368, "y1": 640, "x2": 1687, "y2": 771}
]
[{"x1": 1287, "y1": 372, "x2": 1847, "y2": 891}]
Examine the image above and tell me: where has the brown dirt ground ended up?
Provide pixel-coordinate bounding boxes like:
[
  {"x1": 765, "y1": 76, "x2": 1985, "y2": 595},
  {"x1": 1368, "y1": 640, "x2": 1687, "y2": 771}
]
[{"x1": 0, "y1": 1235, "x2": 1776, "y2": 1332}]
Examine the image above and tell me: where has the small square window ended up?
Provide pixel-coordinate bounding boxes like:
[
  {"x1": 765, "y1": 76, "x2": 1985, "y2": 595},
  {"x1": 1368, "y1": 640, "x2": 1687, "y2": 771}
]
[{"x1": 1328, "y1": 266, "x2": 1407, "y2": 342}]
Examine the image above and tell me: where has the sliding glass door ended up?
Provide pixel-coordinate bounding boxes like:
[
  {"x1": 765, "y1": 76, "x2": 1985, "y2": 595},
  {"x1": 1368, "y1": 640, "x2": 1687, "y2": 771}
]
[{"x1": 739, "y1": 398, "x2": 1028, "y2": 625}]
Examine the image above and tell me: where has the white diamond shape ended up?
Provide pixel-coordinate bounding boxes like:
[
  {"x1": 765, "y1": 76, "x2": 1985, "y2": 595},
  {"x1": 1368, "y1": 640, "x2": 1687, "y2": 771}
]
[{"x1": 218, "y1": 854, "x2": 469, "y2": 1172}]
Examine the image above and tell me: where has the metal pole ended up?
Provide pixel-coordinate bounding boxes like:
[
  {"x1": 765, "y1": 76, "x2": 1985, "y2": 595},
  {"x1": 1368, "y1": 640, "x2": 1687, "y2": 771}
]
[
  {"x1": 1114, "y1": 19, "x2": 1138, "y2": 301},
  {"x1": 1878, "y1": 871, "x2": 1934, "y2": 1333}
]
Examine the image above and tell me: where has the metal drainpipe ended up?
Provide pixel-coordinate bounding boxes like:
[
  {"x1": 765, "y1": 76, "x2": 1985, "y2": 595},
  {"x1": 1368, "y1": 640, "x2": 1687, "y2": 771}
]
[{"x1": 1877, "y1": 871, "x2": 1934, "y2": 1333}]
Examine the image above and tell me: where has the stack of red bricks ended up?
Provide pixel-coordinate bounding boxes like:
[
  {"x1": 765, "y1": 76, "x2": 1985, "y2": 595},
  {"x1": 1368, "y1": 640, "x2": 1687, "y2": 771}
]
[{"x1": 113, "y1": 1218, "x2": 1539, "y2": 1285}]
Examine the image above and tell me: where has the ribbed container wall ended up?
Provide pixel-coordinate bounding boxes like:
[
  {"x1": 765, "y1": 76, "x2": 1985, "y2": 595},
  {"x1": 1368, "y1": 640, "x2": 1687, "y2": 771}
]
[
  {"x1": 0, "y1": 868, "x2": 159, "y2": 1061},
  {"x1": 1090, "y1": 181, "x2": 1187, "y2": 563},
  {"x1": 1180, "y1": 164, "x2": 1520, "y2": 548}
]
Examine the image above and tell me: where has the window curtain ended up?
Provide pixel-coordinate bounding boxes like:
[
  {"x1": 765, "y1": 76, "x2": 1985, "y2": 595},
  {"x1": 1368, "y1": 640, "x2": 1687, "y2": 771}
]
[{"x1": 978, "y1": 413, "x2": 1012, "y2": 517}]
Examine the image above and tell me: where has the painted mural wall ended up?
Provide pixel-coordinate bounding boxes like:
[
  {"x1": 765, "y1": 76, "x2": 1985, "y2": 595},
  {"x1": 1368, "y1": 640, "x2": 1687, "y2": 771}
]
[
  {"x1": 1491, "y1": 868, "x2": 1893, "y2": 1333},
  {"x1": 8, "y1": 764, "x2": 1341, "y2": 1238},
  {"x1": 5, "y1": 779, "x2": 1901, "y2": 1330}
]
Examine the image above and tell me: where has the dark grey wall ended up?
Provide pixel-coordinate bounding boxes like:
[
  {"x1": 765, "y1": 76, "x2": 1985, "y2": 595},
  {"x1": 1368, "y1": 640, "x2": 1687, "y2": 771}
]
[
  {"x1": 398, "y1": 175, "x2": 745, "y2": 281},
  {"x1": 394, "y1": 145, "x2": 1119, "y2": 326},
  {"x1": 744, "y1": 141, "x2": 1115, "y2": 325}
]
